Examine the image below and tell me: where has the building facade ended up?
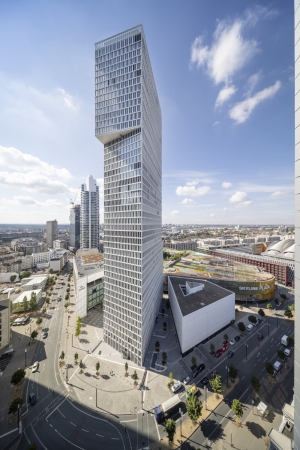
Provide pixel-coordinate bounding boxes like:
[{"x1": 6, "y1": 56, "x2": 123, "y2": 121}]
[
  {"x1": 46, "y1": 220, "x2": 58, "y2": 247},
  {"x1": 95, "y1": 25, "x2": 162, "y2": 365},
  {"x1": 70, "y1": 204, "x2": 81, "y2": 251},
  {"x1": 80, "y1": 176, "x2": 100, "y2": 250},
  {"x1": 295, "y1": 1, "x2": 300, "y2": 447}
]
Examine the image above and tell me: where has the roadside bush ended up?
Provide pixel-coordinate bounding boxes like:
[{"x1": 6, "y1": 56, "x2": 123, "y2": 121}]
[
  {"x1": 238, "y1": 322, "x2": 245, "y2": 332},
  {"x1": 248, "y1": 315, "x2": 257, "y2": 324}
]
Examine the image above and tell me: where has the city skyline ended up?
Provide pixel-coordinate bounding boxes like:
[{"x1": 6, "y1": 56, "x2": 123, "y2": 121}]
[{"x1": 0, "y1": 1, "x2": 294, "y2": 225}]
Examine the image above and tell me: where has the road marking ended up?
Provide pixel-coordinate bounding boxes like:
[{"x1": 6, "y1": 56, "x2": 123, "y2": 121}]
[
  {"x1": 70, "y1": 422, "x2": 76, "y2": 426},
  {"x1": 121, "y1": 419, "x2": 138, "y2": 423},
  {"x1": 0, "y1": 428, "x2": 18, "y2": 439},
  {"x1": 111, "y1": 438, "x2": 119, "y2": 440},
  {"x1": 46, "y1": 397, "x2": 67, "y2": 422},
  {"x1": 58, "y1": 408, "x2": 65, "y2": 418},
  {"x1": 82, "y1": 429, "x2": 89, "y2": 432},
  {"x1": 31, "y1": 424, "x2": 49, "y2": 449},
  {"x1": 241, "y1": 376, "x2": 245, "y2": 380},
  {"x1": 55, "y1": 429, "x2": 85, "y2": 449},
  {"x1": 96, "y1": 434, "x2": 103, "y2": 437}
]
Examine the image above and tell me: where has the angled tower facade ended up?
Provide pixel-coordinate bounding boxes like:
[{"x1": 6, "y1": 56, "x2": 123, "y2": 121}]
[
  {"x1": 95, "y1": 25, "x2": 162, "y2": 365},
  {"x1": 69, "y1": 204, "x2": 81, "y2": 251},
  {"x1": 80, "y1": 175, "x2": 100, "y2": 250}
]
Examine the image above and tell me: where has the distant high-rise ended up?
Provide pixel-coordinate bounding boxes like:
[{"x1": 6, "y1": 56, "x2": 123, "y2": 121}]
[
  {"x1": 95, "y1": 25, "x2": 162, "y2": 365},
  {"x1": 80, "y1": 175, "x2": 99, "y2": 249},
  {"x1": 69, "y1": 204, "x2": 81, "y2": 251},
  {"x1": 46, "y1": 220, "x2": 58, "y2": 247}
]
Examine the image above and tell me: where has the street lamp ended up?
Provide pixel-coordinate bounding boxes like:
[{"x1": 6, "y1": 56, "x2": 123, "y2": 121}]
[
  {"x1": 179, "y1": 407, "x2": 183, "y2": 436},
  {"x1": 226, "y1": 365, "x2": 229, "y2": 388},
  {"x1": 267, "y1": 322, "x2": 270, "y2": 337},
  {"x1": 24, "y1": 349, "x2": 27, "y2": 368},
  {"x1": 245, "y1": 343, "x2": 248, "y2": 361}
]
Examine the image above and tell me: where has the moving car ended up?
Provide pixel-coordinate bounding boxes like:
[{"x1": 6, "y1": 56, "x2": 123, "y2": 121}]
[
  {"x1": 234, "y1": 336, "x2": 240, "y2": 342},
  {"x1": 200, "y1": 376, "x2": 209, "y2": 386},
  {"x1": 171, "y1": 382, "x2": 182, "y2": 393},
  {"x1": 182, "y1": 376, "x2": 190, "y2": 385},
  {"x1": 29, "y1": 393, "x2": 37, "y2": 405},
  {"x1": 229, "y1": 339, "x2": 236, "y2": 346},
  {"x1": 42, "y1": 332, "x2": 48, "y2": 339},
  {"x1": 32, "y1": 362, "x2": 39, "y2": 373},
  {"x1": 257, "y1": 333, "x2": 264, "y2": 341},
  {"x1": 228, "y1": 350, "x2": 234, "y2": 358}
]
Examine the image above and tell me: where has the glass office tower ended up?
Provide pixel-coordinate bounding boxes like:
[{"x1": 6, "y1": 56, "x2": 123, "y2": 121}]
[
  {"x1": 69, "y1": 204, "x2": 81, "y2": 251},
  {"x1": 95, "y1": 25, "x2": 162, "y2": 365},
  {"x1": 80, "y1": 175, "x2": 100, "y2": 250}
]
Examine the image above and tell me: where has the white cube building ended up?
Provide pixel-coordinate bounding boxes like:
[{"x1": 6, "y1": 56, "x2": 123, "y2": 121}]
[{"x1": 168, "y1": 277, "x2": 235, "y2": 355}]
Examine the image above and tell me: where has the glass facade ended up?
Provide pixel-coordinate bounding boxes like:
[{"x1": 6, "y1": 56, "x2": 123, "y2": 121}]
[
  {"x1": 95, "y1": 25, "x2": 162, "y2": 365},
  {"x1": 80, "y1": 176, "x2": 100, "y2": 249},
  {"x1": 69, "y1": 204, "x2": 80, "y2": 250},
  {"x1": 87, "y1": 279, "x2": 104, "y2": 310}
]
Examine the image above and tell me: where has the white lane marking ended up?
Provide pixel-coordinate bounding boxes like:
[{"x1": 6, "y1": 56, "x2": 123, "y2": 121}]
[
  {"x1": 55, "y1": 429, "x2": 85, "y2": 449},
  {"x1": 0, "y1": 428, "x2": 18, "y2": 439},
  {"x1": 50, "y1": 424, "x2": 53, "y2": 428},
  {"x1": 111, "y1": 438, "x2": 120, "y2": 440},
  {"x1": 154, "y1": 414, "x2": 160, "y2": 441},
  {"x1": 58, "y1": 408, "x2": 65, "y2": 418},
  {"x1": 31, "y1": 424, "x2": 49, "y2": 449},
  {"x1": 45, "y1": 397, "x2": 67, "y2": 422},
  {"x1": 82, "y1": 429, "x2": 89, "y2": 432},
  {"x1": 121, "y1": 419, "x2": 138, "y2": 423},
  {"x1": 24, "y1": 430, "x2": 31, "y2": 444},
  {"x1": 96, "y1": 433, "x2": 103, "y2": 437},
  {"x1": 70, "y1": 422, "x2": 76, "y2": 426}
]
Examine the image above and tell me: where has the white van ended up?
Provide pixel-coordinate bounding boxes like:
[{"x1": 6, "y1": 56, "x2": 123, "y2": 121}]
[{"x1": 246, "y1": 324, "x2": 253, "y2": 332}]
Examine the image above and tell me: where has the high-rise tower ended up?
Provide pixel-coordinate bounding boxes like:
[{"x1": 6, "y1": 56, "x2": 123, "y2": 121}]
[
  {"x1": 69, "y1": 204, "x2": 81, "y2": 251},
  {"x1": 95, "y1": 25, "x2": 162, "y2": 365},
  {"x1": 80, "y1": 175, "x2": 100, "y2": 250},
  {"x1": 46, "y1": 220, "x2": 58, "y2": 247}
]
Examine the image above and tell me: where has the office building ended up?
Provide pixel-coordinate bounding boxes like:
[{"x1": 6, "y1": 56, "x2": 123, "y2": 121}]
[
  {"x1": 295, "y1": 1, "x2": 300, "y2": 448},
  {"x1": 80, "y1": 176, "x2": 100, "y2": 250},
  {"x1": 73, "y1": 249, "x2": 104, "y2": 318},
  {"x1": 49, "y1": 249, "x2": 68, "y2": 272},
  {"x1": 46, "y1": 220, "x2": 58, "y2": 247},
  {"x1": 168, "y1": 277, "x2": 235, "y2": 355},
  {"x1": 70, "y1": 204, "x2": 81, "y2": 251},
  {"x1": 95, "y1": 25, "x2": 162, "y2": 365}
]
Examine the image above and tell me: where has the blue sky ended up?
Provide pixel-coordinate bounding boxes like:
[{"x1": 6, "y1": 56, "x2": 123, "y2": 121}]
[{"x1": 0, "y1": 1, "x2": 294, "y2": 225}]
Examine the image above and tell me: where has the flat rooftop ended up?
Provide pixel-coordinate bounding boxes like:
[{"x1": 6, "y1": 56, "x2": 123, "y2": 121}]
[
  {"x1": 23, "y1": 276, "x2": 47, "y2": 286},
  {"x1": 74, "y1": 249, "x2": 104, "y2": 278},
  {"x1": 169, "y1": 276, "x2": 232, "y2": 317}
]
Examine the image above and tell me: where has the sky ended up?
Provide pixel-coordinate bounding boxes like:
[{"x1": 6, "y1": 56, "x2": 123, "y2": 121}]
[{"x1": 0, "y1": 0, "x2": 294, "y2": 225}]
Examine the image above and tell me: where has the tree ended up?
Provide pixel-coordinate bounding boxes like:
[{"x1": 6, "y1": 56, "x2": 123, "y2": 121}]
[
  {"x1": 29, "y1": 292, "x2": 37, "y2": 310},
  {"x1": 10, "y1": 275, "x2": 17, "y2": 283},
  {"x1": 49, "y1": 268, "x2": 53, "y2": 274},
  {"x1": 251, "y1": 376, "x2": 261, "y2": 392},
  {"x1": 15, "y1": 302, "x2": 20, "y2": 312},
  {"x1": 31, "y1": 330, "x2": 38, "y2": 340},
  {"x1": 11, "y1": 369, "x2": 26, "y2": 386},
  {"x1": 232, "y1": 399, "x2": 243, "y2": 420},
  {"x1": 42, "y1": 308, "x2": 46, "y2": 314},
  {"x1": 289, "y1": 304, "x2": 295, "y2": 312},
  {"x1": 8, "y1": 397, "x2": 23, "y2": 415},
  {"x1": 210, "y1": 374, "x2": 223, "y2": 396},
  {"x1": 274, "y1": 298, "x2": 279, "y2": 306},
  {"x1": 19, "y1": 271, "x2": 31, "y2": 280},
  {"x1": 164, "y1": 419, "x2": 176, "y2": 442},
  {"x1": 36, "y1": 317, "x2": 42, "y2": 325},
  {"x1": 277, "y1": 349, "x2": 286, "y2": 360},
  {"x1": 132, "y1": 370, "x2": 138, "y2": 381},
  {"x1": 281, "y1": 294, "x2": 287, "y2": 300},
  {"x1": 74, "y1": 352, "x2": 79, "y2": 364},
  {"x1": 79, "y1": 360, "x2": 84, "y2": 373},
  {"x1": 28, "y1": 444, "x2": 38, "y2": 450},
  {"x1": 60, "y1": 351, "x2": 65, "y2": 361},
  {"x1": 248, "y1": 315, "x2": 257, "y2": 324},
  {"x1": 125, "y1": 362, "x2": 128, "y2": 375},
  {"x1": 287, "y1": 336, "x2": 294, "y2": 346},
  {"x1": 65, "y1": 294, "x2": 69, "y2": 300},
  {"x1": 284, "y1": 309, "x2": 293, "y2": 319},
  {"x1": 258, "y1": 308, "x2": 265, "y2": 317},
  {"x1": 191, "y1": 356, "x2": 197, "y2": 368},
  {"x1": 266, "y1": 303, "x2": 273, "y2": 311},
  {"x1": 186, "y1": 394, "x2": 203, "y2": 422},
  {"x1": 95, "y1": 361, "x2": 100, "y2": 375},
  {"x1": 228, "y1": 365, "x2": 238, "y2": 381},
  {"x1": 64, "y1": 303, "x2": 69, "y2": 310},
  {"x1": 155, "y1": 340, "x2": 160, "y2": 351},
  {"x1": 168, "y1": 372, "x2": 174, "y2": 388},
  {"x1": 210, "y1": 343, "x2": 215, "y2": 354},
  {"x1": 75, "y1": 326, "x2": 80, "y2": 337},
  {"x1": 223, "y1": 333, "x2": 229, "y2": 342},
  {"x1": 162, "y1": 352, "x2": 167, "y2": 364},
  {"x1": 238, "y1": 322, "x2": 245, "y2": 332},
  {"x1": 265, "y1": 362, "x2": 274, "y2": 375}
]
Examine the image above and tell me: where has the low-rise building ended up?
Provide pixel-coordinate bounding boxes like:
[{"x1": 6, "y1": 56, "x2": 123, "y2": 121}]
[
  {"x1": 163, "y1": 240, "x2": 197, "y2": 251},
  {"x1": 53, "y1": 239, "x2": 68, "y2": 249},
  {"x1": 168, "y1": 276, "x2": 235, "y2": 356},
  {"x1": 13, "y1": 290, "x2": 42, "y2": 310},
  {"x1": 22, "y1": 275, "x2": 47, "y2": 291},
  {"x1": 49, "y1": 249, "x2": 68, "y2": 272},
  {"x1": 73, "y1": 249, "x2": 104, "y2": 318}
]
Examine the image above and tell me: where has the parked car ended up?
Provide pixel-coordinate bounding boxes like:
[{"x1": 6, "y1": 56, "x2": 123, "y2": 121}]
[
  {"x1": 42, "y1": 332, "x2": 48, "y2": 339},
  {"x1": 29, "y1": 393, "x2": 37, "y2": 405},
  {"x1": 182, "y1": 376, "x2": 191, "y2": 385},
  {"x1": 215, "y1": 349, "x2": 223, "y2": 358},
  {"x1": 284, "y1": 348, "x2": 291, "y2": 357},
  {"x1": 192, "y1": 368, "x2": 200, "y2": 378},
  {"x1": 228, "y1": 350, "x2": 234, "y2": 358},
  {"x1": 246, "y1": 324, "x2": 253, "y2": 332},
  {"x1": 234, "y1": 336, "x2": 240, "y2": 342},
  {"x1": 253, "y1": 321, "x2": 258, "y2": 327},
  {"x1": 257, "y1": 318, "x2": 261, "y2": 325},
  {"x1": 222, "y1": 344, "x2": 228, "y2": 352},
  {"x1": 200, "y1": 376, "x2": 209, "y2": 386},
  {"x1": 229, "y1": 339, "x2": 236, "y2": 346},
  {"x1": 198, "y1": 364, "x2": 205, "y2": 372},
  {"x1": 32, "y1": 362, "x2": 39, "y2": 373},
  {"x1": 257, "y1": 333, "x2": 264, "y2": 340},
  {"x1": 171, "y1": 382, "x2": 182, "y2": 393}
]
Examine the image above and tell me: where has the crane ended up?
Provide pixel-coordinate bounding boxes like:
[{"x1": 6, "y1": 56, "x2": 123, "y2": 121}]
[{"x1": 70, "y1": 187, "x2": 80, "y2": 206}]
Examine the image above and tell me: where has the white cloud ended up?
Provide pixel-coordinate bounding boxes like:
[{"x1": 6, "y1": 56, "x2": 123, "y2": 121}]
[
  {"x1": 215, "y1": 85, "x2": 237, "y2": 107},
  {"x1": 0, "y1": 146, "x2": 71, "y2": 179},
  {"x1": 229, "y1": 80, "x2": 281, "y2": 124},
  {"x1": 176, "y1": 184, "x2": 210, "y2": 197},
  {"x1": 181, "y1": 198, "x2": 196, "y2": 205},
  {"x1": 186, "y1": 179, "x2": 200, "y2": 186},
  {"x1": 190, "y1": 18, "x2": 258, "y2": 85},
  {"x1": 210, "y1": 214, "x2": 215, "y2": 217},
  {"x1": 4, "y1": 196, "x2": 63, "y2": 207},
  {"x1": 0, "y1": 171, "x2": 71, "y2": 195},
  {"x1": 57, "y1": 88, "x2": 78, "y2": 110},
  {"x1": 229, "y1": 191, "x2": 253, "y2": 207},
  {"x1": 245, "y1": 72, "x2": 261, "y2": 97},
  {"x1": 222, "y1": 182, "x2": 232, "y2": 189},
  {"x1": 170, "y1": 210, "x2": 181, "y2": 217},
  {"x1": 213, "y1": 121, "x2": 220, "y2": 126},
  {"x1": 271, "y1": 191, "x2": 288, "y2": 197}
]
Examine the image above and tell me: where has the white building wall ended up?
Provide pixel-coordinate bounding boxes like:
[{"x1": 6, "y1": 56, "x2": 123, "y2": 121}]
[{"x1": 168, "y1": 278, "x2": 183, "y2": 346}]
